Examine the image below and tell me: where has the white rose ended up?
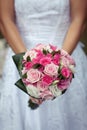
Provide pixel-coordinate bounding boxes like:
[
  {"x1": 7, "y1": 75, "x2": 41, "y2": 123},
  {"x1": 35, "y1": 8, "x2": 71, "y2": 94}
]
[
  {"x1": 52, "y1": 80, "x2": 59, "y2": 85},
  {"x1": 44, "y1": 45, "x2": 53, "y2": 53},
  {"x1": 68, "y1": 65, "x2": 75, "y2": 73},
  {"x1": 49, "y1": 85, "x2": 62, "y2": 97},
  {"x1": 26, "y1": 85, "x2": 40, "y2": 98}
]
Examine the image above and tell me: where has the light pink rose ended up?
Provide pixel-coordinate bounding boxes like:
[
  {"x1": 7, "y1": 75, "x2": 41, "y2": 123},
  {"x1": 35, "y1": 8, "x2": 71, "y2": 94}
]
[
  {"x1": 61, "y1": 56, "x2": 70, "y2": 66},
  {"x1": 27, "y1": 69, "x2": 42, "y2": 83},
  {"x1": 39, "y1": 90, "x2": 54, "y2": 100},
  {"x1": 35, "y1": 43, "x2": 45, "y2": 50},
  {"x1": 23, "y1": 50, "x2": 37, "y2": 60},
  {"x1": 69, "y1": 73, "x2": 73, "y2": 82},
  {"x1": 61, "y1": 49, "x2": 68, "y2": 56},
  {"x1": 37, "y1": 81, "x2": 49, "y2": 91},
  {"x1": 66, "y1": 54, "x2": 76, "y2": 66},
  {"x1": 40, "y1": 56, "x2": 52, "y2": 66},
  {"x1": 22, "y1": 67, "x2": 27, "y2": 75},
  {"x1": 35, "y1": 44, "x2": 53, "y2": 53},
  {"x1": 42, "y1": 75, "x2": 53, "y2": 86},
  {"x1": 57, "y1": 79, "x2": 70, "y2": 90},
  {"x1": 23, "y1": 51, "x2": 29, "y2": 60},
  {"x1": 44, "y1": 63, "x2": 59, "y2": 76},
  {"x1": 61, "y1": 67, "x2": 71, "y2": 78},
  {"x1": 61, "y1": 49, "x2": 76, "y2": 66}
]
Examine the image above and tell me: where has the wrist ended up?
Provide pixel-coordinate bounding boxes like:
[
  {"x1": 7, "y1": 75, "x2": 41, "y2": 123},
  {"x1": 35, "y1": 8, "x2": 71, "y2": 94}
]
[{"x1": 61, "y1": 47, "x2": 73, "y2": 55}]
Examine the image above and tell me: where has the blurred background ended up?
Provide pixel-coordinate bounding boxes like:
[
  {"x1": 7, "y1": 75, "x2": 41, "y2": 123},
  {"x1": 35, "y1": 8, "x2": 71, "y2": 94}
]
[{"x1": 0, "y1": 29, "x2": 87, "y2": 77}]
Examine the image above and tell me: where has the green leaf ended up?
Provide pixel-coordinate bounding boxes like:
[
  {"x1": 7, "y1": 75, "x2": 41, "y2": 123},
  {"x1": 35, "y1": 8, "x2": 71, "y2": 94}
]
[
  {"x1": 15, "y1": 79, "x2": 28, "y2": 94},
  {"x1": 58, "y1": 66, "x2": 61, "y2": 73},
  {"x1": 72, "y1": 73, "x2": 74, "y2": 78},
  {"x1": 43, "y1": 49, "x2": 48, "y2": 55},
  {"x1": 12, "y1": 52, "x2": 25, "y2": 76},
  {"x1": 62, "y1": 89, "x2": 67, "y2": 95},
  {"x1": 33, "y1": 63, "x2": 41, "y2": 69},
  {"x1": 51, "y1": 51, "x2": 55, "y2": 56},
  {"x1": 28, "y1": 99, "x2": 39, "y2": 110},
  {"x1": 51, "y1": 50, "x2": 61, "y2": 56},
  {"x1": 22, "y1": 73, "x2": 27, "y2": 78},
  {"x1": 27, "y1": 56, "x2": 31, "y2": 62}
]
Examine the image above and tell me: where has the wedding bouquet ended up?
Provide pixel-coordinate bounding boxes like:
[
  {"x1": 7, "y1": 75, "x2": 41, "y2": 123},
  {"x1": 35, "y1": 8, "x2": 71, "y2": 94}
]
[{"x1": 12, "y1": 44, "x2": 75, "y2": 109}]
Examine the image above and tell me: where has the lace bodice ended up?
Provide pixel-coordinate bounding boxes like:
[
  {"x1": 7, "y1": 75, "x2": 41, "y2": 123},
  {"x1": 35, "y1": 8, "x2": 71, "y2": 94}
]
[{"x1": 14, "y1": 0, "x2": 70, "y2": 49}]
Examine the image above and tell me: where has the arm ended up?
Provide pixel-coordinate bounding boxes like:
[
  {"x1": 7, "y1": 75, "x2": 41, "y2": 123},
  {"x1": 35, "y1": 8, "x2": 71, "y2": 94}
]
[
  {"x1": 62, "y1": 0, "x2": 87, "y2": 55},
  {"x1": 0, "y1": 0, "x2": 27, "y2": 54}
]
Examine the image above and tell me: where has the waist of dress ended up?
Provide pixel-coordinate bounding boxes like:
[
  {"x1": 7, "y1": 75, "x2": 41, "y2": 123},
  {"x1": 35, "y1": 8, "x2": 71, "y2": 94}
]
[
  {"x1": 21, "y1": 33, "x2": 65, "y2": 50},
  {"x1": 17, "y1": 23, "x2": 70, "y2": 48}
]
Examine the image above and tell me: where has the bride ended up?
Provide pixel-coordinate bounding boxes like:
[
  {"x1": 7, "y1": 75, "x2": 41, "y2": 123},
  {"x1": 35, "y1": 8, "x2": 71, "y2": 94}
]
[{"x1": 0, "y1": 0, "x2": 87, "y2": 130}]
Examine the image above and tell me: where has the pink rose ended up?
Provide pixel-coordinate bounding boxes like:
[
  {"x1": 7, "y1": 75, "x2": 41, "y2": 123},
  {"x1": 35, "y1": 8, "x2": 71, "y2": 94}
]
[
  {"x1": 58, "y1": 79, "x2": 70, "y2": 90},
  {"x1": 61, "y1": 67, "x2": 71, "y2": 78},
  {"x1": 38, "y1": 66, "x2": 44, "y2": 72},
  {"x1": 44, "y1": 63, "x2": 59, "y2": 76},
  {"x1": 39, "y1": 90, "x2": 54, "y2": 100},
  {"x1": 22, "y1": 78, "x2": 30, "y2": 85},
  {"x1": 52, "y1": 54, "x2": 60, "y2": 65},
  {"x1": 32, "y1": 51, "x2": 44, "y2": 64},
  {"x1": 40, "y1": 56, "x2": 52, "y2": 66},
  {"x1": 49, "y1": 44, "x2": 57, "y2": 51},
  {"x1": 22, "y1": 60, "x2": 26, "y2": 65},
  {"x1": 42, "y1": 75, "x2": 53, "y2": 86},
  {"x1": 32, "y1": 58, "x2": 40, "y2": 64},
  {"x1": 36, "y1": 50, "x2": 44, "y2": 58},
  {"x1": 27, "y1": 69, "x2": 42, "y2": 83},
  {"x1": 24, "y1": 62, "x2": 33, "y2": 70}
]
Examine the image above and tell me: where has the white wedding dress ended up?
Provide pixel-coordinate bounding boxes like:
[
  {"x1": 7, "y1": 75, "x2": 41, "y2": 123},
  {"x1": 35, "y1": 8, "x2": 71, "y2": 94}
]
[{"x1": 0, "y1": 0, "x2": 87, "y2": 130}]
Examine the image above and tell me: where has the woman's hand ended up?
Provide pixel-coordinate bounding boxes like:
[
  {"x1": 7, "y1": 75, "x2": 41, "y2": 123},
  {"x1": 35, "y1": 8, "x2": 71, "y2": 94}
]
[
  {"x1": 62, "y1": 0, "x2": 87, "y2": 55},
  {"x1": 0, "y1": 0, "x2": 27, "y2": 54}
]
